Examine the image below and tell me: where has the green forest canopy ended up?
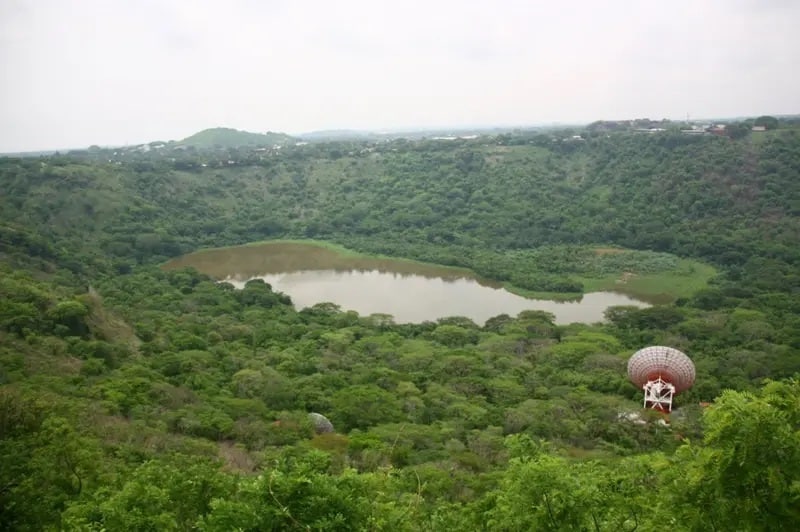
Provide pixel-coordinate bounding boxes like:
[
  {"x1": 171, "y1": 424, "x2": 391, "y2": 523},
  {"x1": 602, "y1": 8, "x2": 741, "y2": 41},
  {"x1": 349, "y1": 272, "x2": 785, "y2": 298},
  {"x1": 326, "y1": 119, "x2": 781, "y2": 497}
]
[{"x1": 1, "y1": 122, "x2": 799, "y2": 530}]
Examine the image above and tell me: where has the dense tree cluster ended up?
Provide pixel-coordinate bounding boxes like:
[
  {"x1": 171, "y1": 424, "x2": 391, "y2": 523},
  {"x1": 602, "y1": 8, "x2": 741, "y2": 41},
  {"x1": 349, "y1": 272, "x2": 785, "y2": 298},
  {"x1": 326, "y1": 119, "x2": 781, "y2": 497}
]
[{"x1": 1, "y1": 125, "x2": 799, "y2": 529}]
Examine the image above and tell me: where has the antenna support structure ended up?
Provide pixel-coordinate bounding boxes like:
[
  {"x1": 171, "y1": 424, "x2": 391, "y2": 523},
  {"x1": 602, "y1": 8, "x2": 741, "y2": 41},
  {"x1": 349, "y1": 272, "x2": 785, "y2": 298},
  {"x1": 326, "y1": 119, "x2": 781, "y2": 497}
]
[{"x1": 642, "y1": 377, "x2": 676, "y2": 411}]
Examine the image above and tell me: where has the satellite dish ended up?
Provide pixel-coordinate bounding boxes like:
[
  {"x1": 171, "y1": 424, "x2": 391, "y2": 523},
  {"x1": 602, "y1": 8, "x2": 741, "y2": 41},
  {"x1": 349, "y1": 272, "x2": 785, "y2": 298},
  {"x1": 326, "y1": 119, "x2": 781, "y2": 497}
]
[{"x1": 627, "y1": 346, "x2": 695, "y2": 412}]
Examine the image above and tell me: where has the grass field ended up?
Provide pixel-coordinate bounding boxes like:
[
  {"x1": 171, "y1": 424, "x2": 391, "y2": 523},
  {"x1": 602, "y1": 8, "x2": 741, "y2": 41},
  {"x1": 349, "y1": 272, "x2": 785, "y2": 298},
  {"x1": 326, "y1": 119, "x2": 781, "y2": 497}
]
[
  {"x1": 578, "y1": 258, "x2": 717, "y2": 302},
  {"x1": 177, "y1": 238, "x2": 479, "y2": 274}
]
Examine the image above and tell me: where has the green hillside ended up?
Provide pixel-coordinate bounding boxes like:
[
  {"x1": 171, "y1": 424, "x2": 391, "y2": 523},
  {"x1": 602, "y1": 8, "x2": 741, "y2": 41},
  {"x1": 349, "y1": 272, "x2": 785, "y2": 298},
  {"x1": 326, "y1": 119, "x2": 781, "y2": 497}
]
[
  {"x1": 1, "y1": 124, "x2": 799, "y2": 530},
  {"x1": 178, "y1": 127, "x2": 295, "y2": 148}
]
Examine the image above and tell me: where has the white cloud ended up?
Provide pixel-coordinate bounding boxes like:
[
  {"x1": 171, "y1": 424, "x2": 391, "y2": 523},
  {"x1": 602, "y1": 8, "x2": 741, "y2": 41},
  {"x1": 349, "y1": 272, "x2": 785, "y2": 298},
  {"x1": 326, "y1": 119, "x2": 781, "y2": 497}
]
[{"x1": 1, "y1": 0, "x2": 798, "y2": 151}]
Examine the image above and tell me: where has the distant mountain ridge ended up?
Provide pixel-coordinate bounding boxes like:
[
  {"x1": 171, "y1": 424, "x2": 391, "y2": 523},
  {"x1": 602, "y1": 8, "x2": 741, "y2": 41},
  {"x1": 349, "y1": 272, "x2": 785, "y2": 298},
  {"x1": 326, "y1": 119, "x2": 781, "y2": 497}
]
[{"x1": 179, "y1": 127, "x2": 295, "y2": 148}]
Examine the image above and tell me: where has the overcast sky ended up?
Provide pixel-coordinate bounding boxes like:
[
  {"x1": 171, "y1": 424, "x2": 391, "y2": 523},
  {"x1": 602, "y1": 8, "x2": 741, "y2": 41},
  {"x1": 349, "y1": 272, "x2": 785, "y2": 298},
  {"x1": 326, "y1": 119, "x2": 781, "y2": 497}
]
[{"x1": 1, "y1": 0, "x2": 798, "y2": 151}]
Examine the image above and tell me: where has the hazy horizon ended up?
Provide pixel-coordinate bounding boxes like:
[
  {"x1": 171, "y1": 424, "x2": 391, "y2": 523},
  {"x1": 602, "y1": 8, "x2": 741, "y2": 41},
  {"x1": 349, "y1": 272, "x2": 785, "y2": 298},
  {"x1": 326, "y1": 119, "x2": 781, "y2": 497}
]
[
  {"x1": 2, "y1": 0, "x2": 799, "y2": 152},
  {"x1": 5, "y1": 114, "x2": 798, "y2": 154}
]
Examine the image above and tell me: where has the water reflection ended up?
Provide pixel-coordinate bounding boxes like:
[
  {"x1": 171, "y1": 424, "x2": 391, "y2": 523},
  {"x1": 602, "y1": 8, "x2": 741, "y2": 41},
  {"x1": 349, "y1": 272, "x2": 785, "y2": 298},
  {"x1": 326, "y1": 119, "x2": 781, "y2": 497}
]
[
  {"x1": 224, "y1": 270, "x2": 646, "y2": 325},
  {"x1": 163, "y1": 242, "x2": 649, "y2": 325}
]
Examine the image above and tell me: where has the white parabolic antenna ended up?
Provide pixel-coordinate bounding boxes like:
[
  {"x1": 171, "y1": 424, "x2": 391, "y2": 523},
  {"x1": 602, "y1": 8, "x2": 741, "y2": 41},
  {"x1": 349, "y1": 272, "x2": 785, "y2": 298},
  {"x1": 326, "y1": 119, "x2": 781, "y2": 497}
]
[{"x1": 627, "y1": 346, "x2": 695, "y2": 413}]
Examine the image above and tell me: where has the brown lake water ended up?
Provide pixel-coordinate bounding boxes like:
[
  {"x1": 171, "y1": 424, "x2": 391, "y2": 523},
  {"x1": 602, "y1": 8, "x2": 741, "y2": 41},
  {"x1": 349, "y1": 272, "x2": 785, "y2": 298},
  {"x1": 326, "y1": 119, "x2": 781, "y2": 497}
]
[{"x1": 162, "y1": 242, "x2": 649, "y2": 325}]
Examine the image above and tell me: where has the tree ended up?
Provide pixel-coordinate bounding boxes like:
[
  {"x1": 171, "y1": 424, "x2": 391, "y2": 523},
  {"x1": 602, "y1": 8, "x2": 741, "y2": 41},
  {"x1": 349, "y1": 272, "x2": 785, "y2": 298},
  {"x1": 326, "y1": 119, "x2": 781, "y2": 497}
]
[
  {"x1": 754, "y1": 115, "x2": 779, "y2": 130},
  {"x1": 725, "y1": 122, "x2": 751, "y2": 139},
  {"x1": 63, "y1": 459, "x2": 233, "y2": 531},
  {"x1": 201, "y1": 449, "x2": 375, "y2": 530},
  {"x1": 47, "y1": 300, "x2": 89, "y2": 337},
  {"x1": 431, "y1": 325, "x2": 478, "y2": 347},
  {"x1": 3, "y1": 415, "x2": 103, "y2": 530},
  {"x1": 672, "y1": 380, "x2": 800, "y2": 531},
  {"x1": 330, "y1": 385, "x2": 405, "y2": 431}
]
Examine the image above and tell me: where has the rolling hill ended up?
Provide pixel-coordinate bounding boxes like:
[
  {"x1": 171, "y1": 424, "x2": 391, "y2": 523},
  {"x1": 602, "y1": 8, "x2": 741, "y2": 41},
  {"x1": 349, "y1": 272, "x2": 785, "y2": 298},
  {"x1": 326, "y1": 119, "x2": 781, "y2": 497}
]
[{"x1": 178, "y1": 127, "x2": 295, "y2": 148}]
